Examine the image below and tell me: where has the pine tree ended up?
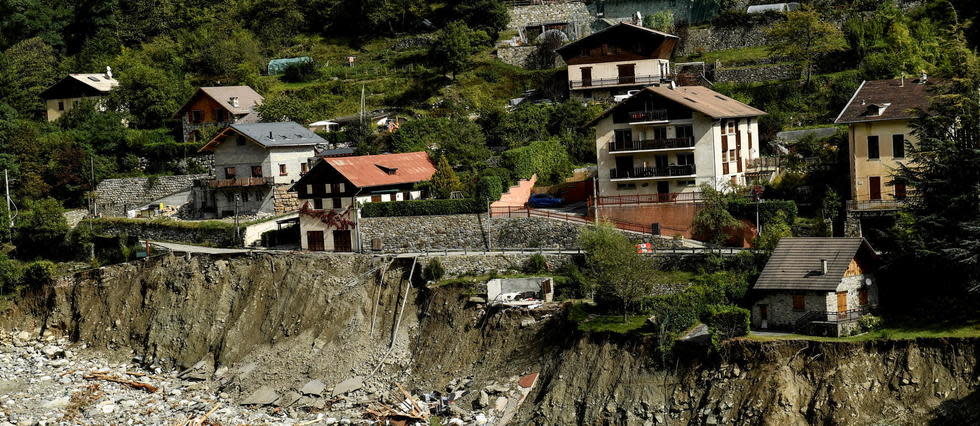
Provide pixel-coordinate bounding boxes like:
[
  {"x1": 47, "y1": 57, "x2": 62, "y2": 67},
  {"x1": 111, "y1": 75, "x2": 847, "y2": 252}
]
[{"x1": 430, "y1": 156, "x2": 462, "y2": 199}]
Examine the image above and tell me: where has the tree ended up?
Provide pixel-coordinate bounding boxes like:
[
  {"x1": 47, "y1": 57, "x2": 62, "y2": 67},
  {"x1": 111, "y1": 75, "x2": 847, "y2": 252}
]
[
  {"x1": 891, "y1": 86, "x2": 980, "y2": 307},
  {"x1": 579, "y1": 223, "x2": 657, "y2": 321},
  {"x1": 429, "y1": 21, "x2": 489, "y2": 80},
  {"x1": 644, "y1": 10, "x2": 675, "y2": 33},
  {"x1": 14, "y1": 197, "x2": 70, "y2": 260},
  {"x1": 106, "y1": 38, "x2": 192, "y2": 129},
  {"x1": 0, "y1": 37, "x2": 58, "y2": 119},
  {"x1": 767, "y1": 5, "x2": 846, "y2": 84},
  {"x1": 753, "y1": 210, "x2": 792, "y2": 251},
  {"x1": 692, "y1": 184, "x2": 744, "y2": 246},
  {"x1": 450, "y1": 0, "x2": 509, "y2": 42},
  {"x1": 391, "y1": 117, "x2": 490, "y2": 169},
  {"x1": 256, "y1": 94, "x2": 314, "y2": 124},
  {"x1": 430, "y1": 156, "x2": 463, "y2": 199},
  {"x1": 0, "y1": 253, "x2": 21, "y2": 294}
]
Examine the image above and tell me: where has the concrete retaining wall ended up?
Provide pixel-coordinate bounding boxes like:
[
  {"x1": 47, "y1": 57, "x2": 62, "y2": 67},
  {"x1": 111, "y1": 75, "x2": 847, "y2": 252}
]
[{"x1": 95, "y1": 174, "x2": 207, "y2": 216}]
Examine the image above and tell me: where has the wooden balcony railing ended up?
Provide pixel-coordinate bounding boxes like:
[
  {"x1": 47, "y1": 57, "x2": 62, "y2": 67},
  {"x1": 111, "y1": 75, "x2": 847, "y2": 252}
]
[
  {"x1": 609, "y1": 137, "x2": 695, "y2": 152},
  {"x1": 569, "y1": 74, "x2": 663, "y2": 89},
  {"x1": 206, "y1": 177, "x2": 275, "y2": 188},
  {"x1": 610, "y1": 165, "x2": 696, "y2": 179},
  {"x1": 627, "y1": 109, "x2": 668, "y2": 122}
]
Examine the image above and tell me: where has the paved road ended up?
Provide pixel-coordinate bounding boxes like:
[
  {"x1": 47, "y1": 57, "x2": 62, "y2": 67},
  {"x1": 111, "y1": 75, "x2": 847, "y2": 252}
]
[{"x1": 146, "y1": 241, "x2": 283, "y2": 255}]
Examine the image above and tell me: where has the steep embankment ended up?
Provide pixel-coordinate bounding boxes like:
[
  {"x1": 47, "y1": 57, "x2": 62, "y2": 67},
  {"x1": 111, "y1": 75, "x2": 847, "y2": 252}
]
[{"x1": 3, "y1": 253, "x2": 978, "y2": 424}]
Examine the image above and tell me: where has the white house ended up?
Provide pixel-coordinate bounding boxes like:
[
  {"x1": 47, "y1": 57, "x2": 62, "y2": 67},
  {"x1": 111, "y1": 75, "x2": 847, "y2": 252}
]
[
  {"x1": 555, "y1": 23, "x2": 678, "y2": 101},
  {"x1": 195, "y1": 122, "x2": 325, "y2": 218},
  {"x1": 588, "y1": 84, "x2": 766, "y2": 198}
]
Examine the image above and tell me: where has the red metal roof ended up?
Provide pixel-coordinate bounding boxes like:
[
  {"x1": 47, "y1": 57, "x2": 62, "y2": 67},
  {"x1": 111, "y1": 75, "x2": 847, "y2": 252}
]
[{"x1": 325, "y1": 152, "x2": 436, "y2": 188}]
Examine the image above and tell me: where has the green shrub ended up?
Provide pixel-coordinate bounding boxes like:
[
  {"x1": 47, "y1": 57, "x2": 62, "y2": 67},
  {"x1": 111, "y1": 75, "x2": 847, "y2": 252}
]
[
  {"x1": 524, "y1": 253, "x2": 548, "y2": 273},
  {"x1": 422, "y1": 258, "x2": 445, "y2": 282},
  {"x1": 703, "y1": 304, "x2": 750, "y2": 348},
  {"x1": 858, "y1": 314, "x2": 884, "y2": 333},
  {"x1": 475, "y1": 175, "x2": 504, "y2": 202},
  {"x1": 21, "y1": 260, "x2": 56, "y2": 290},
  {"x1": 0, "y1": 254, "x2": 22, "y2": 294},
  {"x1": 360, "y1": 199, "x2": 486, "y2": 217},
  {"x1": 727, "y1": 198, "x2": 798, "y2": 226},
  {"x1": 501, "y1": 138, "x2": 573, "y2": 185}
]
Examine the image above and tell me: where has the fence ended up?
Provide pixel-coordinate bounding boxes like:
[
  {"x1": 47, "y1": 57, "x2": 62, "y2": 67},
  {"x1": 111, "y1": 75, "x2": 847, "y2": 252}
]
[
  {"x1": 488, "y1": 205, "x2": 662, "y2": 235},
  {"x1": 588, "y1": 192, "x2": 704, "y2": 207}
]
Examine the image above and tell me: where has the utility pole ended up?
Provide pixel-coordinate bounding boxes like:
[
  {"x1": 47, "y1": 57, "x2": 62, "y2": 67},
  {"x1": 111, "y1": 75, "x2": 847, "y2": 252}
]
[
  {"x1": 4, "y1": 169, "x2": 13, "y2": 241},
  {"x1": 592, "y1": 175, "x2": 600, "y2": 225},
  {"x1": 234, "y1": 193, "x2": 241, "y2": 247},
  {"x1": 90, "y1": 156, "x2": 98, "y2": 216}
]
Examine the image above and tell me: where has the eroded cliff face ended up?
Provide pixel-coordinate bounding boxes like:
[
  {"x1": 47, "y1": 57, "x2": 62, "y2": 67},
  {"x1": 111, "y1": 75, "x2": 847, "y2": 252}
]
[{"x1": 2, "y1": 253, "x2": 978, "y2": 425}]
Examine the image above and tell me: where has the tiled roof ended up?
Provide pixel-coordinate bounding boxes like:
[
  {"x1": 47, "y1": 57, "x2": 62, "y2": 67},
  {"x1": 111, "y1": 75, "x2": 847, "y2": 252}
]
[
  {"x1": 586, "y1": 84, "x2": 766, "y2": 126},
  {"x1": 753, "y1": 238, "x2": 877, "y2": 291},
  {"x1": 834, "y1": 79, "x2": 934, "y2": 124},
  {"x1": 199, "y1": 122, "x2": 325, "y2": 152},
  {"x1": 175, "y1": 86, "x2": 263, "y2": 117},
  {"x1": 324, "y1": 152, "x2": 436, "y2": 188}
]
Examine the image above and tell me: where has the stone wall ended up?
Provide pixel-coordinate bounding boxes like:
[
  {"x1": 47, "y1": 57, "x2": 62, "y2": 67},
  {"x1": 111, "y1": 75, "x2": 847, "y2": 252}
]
[
  {"x1": 714, "y1": 63, "x2": 799, "y2": 83},
  {"x1": 429, "y1": 254, "x2": 576, "y2": 278},
  {"x1": 507, "y1": 2, "x2": 592, "y2": 30},
  {"x1": 678, "y1": 24, "x2": 771, "y2": 56},
  {"x1": 359, "y1": 214, "x2": 678, "y2": 252},
  {"x1": 495, "y1": 46, "x2": 564, "y2": 69},
  {"x1": 95, "y1": 174, "x2": 208, "y2": 216}
]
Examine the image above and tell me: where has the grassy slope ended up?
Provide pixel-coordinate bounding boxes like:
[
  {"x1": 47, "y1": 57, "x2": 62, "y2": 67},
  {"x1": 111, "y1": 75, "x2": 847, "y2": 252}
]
[{"x1": 748, "y1": 319, "x2": 980, "y2": 342}]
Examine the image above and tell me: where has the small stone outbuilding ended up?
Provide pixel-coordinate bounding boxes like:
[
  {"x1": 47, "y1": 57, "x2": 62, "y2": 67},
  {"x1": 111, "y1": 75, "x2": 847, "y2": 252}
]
[{"x1": 751, "y1": 237, "x2": 879, "y2": 336}]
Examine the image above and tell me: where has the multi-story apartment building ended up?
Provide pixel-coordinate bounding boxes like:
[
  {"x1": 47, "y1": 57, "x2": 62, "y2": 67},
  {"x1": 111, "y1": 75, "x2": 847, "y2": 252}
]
[
  {"x1": 174, "y1": 86, "x2": 263, "y2": 142},
  {"x1": 193, "y1": 122, "x2": 324, "y2": 218},
  {"x1": 556, "y1": 23, "x2": 677, "y2": 101},
  {"x1": 588, "y1": 84, "x2": 766, "y2": 198},
  {"x1": 835, "y1": 77, "x2": 932, "y2": 212}
]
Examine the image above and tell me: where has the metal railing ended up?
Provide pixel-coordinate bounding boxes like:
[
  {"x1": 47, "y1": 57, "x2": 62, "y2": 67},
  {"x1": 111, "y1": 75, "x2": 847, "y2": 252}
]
[
  {"x1": 609, "y1": 137, "x2": 695, "y2": 152},
  {"x1": 847, "y1": 199, "x2": 907, "y2": 211},
  {"x1": 588, "y1": 192, "x2": 704, "y2": 207},
  {"x1": 569, "y1": 74, "x2": 663, "y2": 89},
  {"x1": 795, "y1": 305, "x2": 874, "y2": 331},
  {"x1": 627, "y1": 109, "x2": 669, "y2": 122},
  {"x1": 206, "y1": 177, "x2": 274, "y2": 188},
  {"x1": 610, "y1": 165, "x2": 696, "y2": 179}
]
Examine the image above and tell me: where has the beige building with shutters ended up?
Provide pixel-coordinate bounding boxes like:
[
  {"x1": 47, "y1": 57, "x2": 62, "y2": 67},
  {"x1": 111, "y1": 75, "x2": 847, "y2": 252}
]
[{"x1": 835, "y1": 77, "x2": 934, "y2": 211}]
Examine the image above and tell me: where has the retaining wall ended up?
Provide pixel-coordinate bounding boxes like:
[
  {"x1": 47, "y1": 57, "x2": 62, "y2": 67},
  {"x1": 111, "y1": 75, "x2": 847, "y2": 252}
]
[{"x1": 95, "y1": 174, "x2": 207, "y2": 216}]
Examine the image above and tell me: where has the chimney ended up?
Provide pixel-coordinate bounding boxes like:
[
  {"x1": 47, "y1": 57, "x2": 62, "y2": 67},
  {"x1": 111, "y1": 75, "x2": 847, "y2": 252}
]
[
  {"x1": 820, "y1": 259, "x2": 829, "y2": 275},
  {"x1": 268, "y1": 131, "x2": 273, "y2": 140},
  {"x1": 669, "y1": 80, "x2": 677, "y2": 90},
  {"x1": 105, "y1": 66, "x2": 112, "y2": 79},
  {"x1": 900, "y1": 73, "x2": 904, "y2": 87},
  {"x1": 919, "y1": 71, "x2": 928, "y2": 84},
  {"x1": 230, "y1": 96, "x2": 240, "y2": 108}
]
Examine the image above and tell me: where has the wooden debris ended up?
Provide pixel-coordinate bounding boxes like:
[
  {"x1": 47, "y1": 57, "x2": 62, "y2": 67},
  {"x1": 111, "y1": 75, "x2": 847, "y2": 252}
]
[{"x1": 83, "y1": 372, "x2": 158, "y2": 393}]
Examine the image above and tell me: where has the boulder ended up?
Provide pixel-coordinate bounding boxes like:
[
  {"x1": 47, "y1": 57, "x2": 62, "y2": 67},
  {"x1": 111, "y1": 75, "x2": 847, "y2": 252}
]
[
  {"x1": 301, "y1": 379, "x2": 326, "y2": 396},
  {"x1": 241, "y1": 386, "x2": 279, "y2": 406},
  {"x1": 332, "y1": 376, "x2": 364, "y2": 396}
]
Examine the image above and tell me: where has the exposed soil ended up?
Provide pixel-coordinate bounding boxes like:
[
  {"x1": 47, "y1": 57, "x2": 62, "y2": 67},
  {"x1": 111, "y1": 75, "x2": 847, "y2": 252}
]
[{"x1": 1, "y1": 252, "x2": 978, "y2": 425}]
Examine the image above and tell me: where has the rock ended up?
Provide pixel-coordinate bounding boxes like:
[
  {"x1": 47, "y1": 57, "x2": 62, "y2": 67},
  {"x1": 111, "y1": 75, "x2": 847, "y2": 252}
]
[
  {"x1": 485, "y1": 384, "x2": 509, "y2": 394},
  {"x1": 520, "y1": 319, "x2": 536, "y2": 327},
  {"x1": 43, "y1": 397, "x2": 69, "y2": 409},
  {"x1": 41, "y1": 346, "x2": 65, "y2": 359},
  {"x1": 494, "y1": 396, "x2": 508, "y2": 411},
  {"x1": 241, "y1": 386, "x2": 280, "y2": 406},
  {"x1": 99, "y1": 404, "x2": 116, "y2": 414},
  {"x1": 448, "y1": 418, "x2": 465, "y2": 426},
  {"x1": 475, "y1": 390, "x2": 490, "y2": 408},
  {"x1": 323, "y1": 418, "x2": 337, "y2": 425},
  {"x1": 179, "y1": 354, "x2": 215, "y2": 381},
  {"x1": 332, "y1": 376, "x2": 364, "y2": 396},
  {"x1": 301, "y1": 379, "x2": 326, "y2": 396},
  {"x1": 14, "y1": 331, "x2": 31, "y2": 343},
  {"x1": 278, "y1": 391, "x2": 302, "y2": 408}
]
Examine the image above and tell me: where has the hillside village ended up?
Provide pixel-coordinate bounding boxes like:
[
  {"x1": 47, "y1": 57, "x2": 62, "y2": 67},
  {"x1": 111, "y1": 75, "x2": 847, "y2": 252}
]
[{"x1": 0, "y1": 0, "x2": 979, "y2": 425}]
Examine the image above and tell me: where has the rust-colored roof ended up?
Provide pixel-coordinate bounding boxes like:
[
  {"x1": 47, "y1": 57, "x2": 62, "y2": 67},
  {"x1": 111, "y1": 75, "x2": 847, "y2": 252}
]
[
  {"x1": 324, "y1": 152, "x2": 436, "y2": 188},
  {"x1": 834, "y1": 79, "x2": 934, "y2": 124}
]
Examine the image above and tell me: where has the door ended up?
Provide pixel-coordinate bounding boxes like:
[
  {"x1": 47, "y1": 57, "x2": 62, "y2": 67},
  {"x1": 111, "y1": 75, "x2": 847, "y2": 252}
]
[
  {"x1": 333, "y1": 230, "x2": 353, "y2": 252},
  {"x1": 759, "y1": 304, "x2": 769, "y2": 329},
  {"x1": 581, "y1": 67, "x2": 592, "y2": 87},
  {"x1": 836, "y1": 292, "x2": 848, "y2": 312},
  {"x1": 654, "y1": 154, "x2": 668, "y2": 171},
  {"x1": 615, "y1": 156, "x2": 633, "y2": 178},
  {"x1": 869, "y1": 177, "x2": 882, "y2": 200},
  {"x1": 307, "y1": 231, "x2": 324, "y2": 251},
  {"x1": 371, "y1": 195, "x2": 382, "y2": 203},
  {"x1": 617, "y1": 64, "x2": 635, "y2": 84},
  {"x1": 657, "y1": 182, "x2": 670, "y2": 201}
]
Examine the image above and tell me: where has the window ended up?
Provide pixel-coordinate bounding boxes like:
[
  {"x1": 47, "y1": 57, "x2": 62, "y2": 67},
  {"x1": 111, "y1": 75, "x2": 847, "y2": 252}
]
[
  {"x1": 332, "y1": 197, "x2": 342, "y2": 209},
  {"x1": 677, "y1": 153, "x2": 695, "y2": 165},
  {"x1": 614, "y1": 129, "x2": 632, "y2": 145},
  {"x1": 616, "y1": 183, "x2": 637, "y2": 190},
  {"x1": 279, "y1": 164, "x2": 287, "y2": 176},
  {"x1": 190, "y1": 110, "x2": 203, "y2": 123},
  {"x1": 313, "y1": 198, "x2": 323, "y2": 209},
  {"x1": 306, "y1": 184, "x2": 312, "y2": 195},
  {"x1": 242, "y1": 191, "x2": 249, "y2": 202},
  {"x1": 652, "y1": 126, "x2": 667, "y2": 140},
  {"x1": 236, "y1": 135, "x2": 245, "y2": 146},
  {"x1": 371, "y1": 195, "x2": 382, "y2": 203},
  {"x1": 338, "y1": 183, "x2": 345, "y2": 192},
  {"x1": 675, "y1": 125, "x2": 694, "y2": 139},
  {"x1": 301, "y1": 162, "x2": 309, "y2": 175},
  {"x1": 324, "y1": 184, "x2": 331, "y2": 194},
  {"x1": 403, "y1": 191, "x2": 412, "y2": 201},
  {"x1": 727, "y1": 120, "x2": 736, "y2": 134},
  {"x1": 224, "y1": 167, "x2": 236, "y2": 179},
  {"x1": 213, "y1": 109, "x2": 224, "y2": 122},
  {"x1": 58, "y1": 101, "x2": 64, "y2": 111},
  {"x1": 868, "y1": 135, "x2": 880, "y2": 159},
  {"x1": 251, "y1": 166, "x2": 262, "y2": 178},
  {"x1": 859, "y1": 288, "x2": 869, "y2": 306},
  {"x1": 892, "y1": 134, "x2": 905, "y2": 158},
  {"x1": 792, "y1": 295, "x2": 805, "y2": 312},
  {"x1": 894, "y1": 180, "x2": 907, "y2": 199}
]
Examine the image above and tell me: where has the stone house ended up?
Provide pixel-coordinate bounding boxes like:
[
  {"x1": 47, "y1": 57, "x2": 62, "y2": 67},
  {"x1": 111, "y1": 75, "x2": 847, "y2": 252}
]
[
  {"x1": 194, "y1": 122, "x2": 325, "y2": 218},
  {"x1": 588, "y1": 84, "x2": 765, "y2": 198},
  {"x1": 291, "y1": 152, "x2": 436, "y2": 252},
  {"x1": 751, "y1": 237, "x2": 880, "y2": 337},
  {"x1": 555, "y1": 23, "x2": 678, "y2": 101},
  {"x1": 174, "y1": 86, "x2": 264, "y2": 142},
  {"x1": 834, "y1": 76, "x2": 934, "y2": 236},
  {"x1": 40, "y1": 70, "x2": 119, "y2": 122}
]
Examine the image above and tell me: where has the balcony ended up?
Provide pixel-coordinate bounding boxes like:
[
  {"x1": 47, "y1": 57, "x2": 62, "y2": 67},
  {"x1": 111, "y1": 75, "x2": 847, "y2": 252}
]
[
  {"x1": 206, "y1": 177, "x2": 275, "y2": 189},
  {"x1": 627, "y1": 109, "x2": 668, "y2": 124},
  {"x1": 610, "y1": 164, "x2": 696, "y2": 180},
  {"x1": 609, "y1": 137, "x2": 695, "y2": 153},
  {"x1": 569, "y1": 74, "x2": 663, "y2": 90},
  {"x1": 846, "y1": 198, "x2": 907, "y2": 212}
]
